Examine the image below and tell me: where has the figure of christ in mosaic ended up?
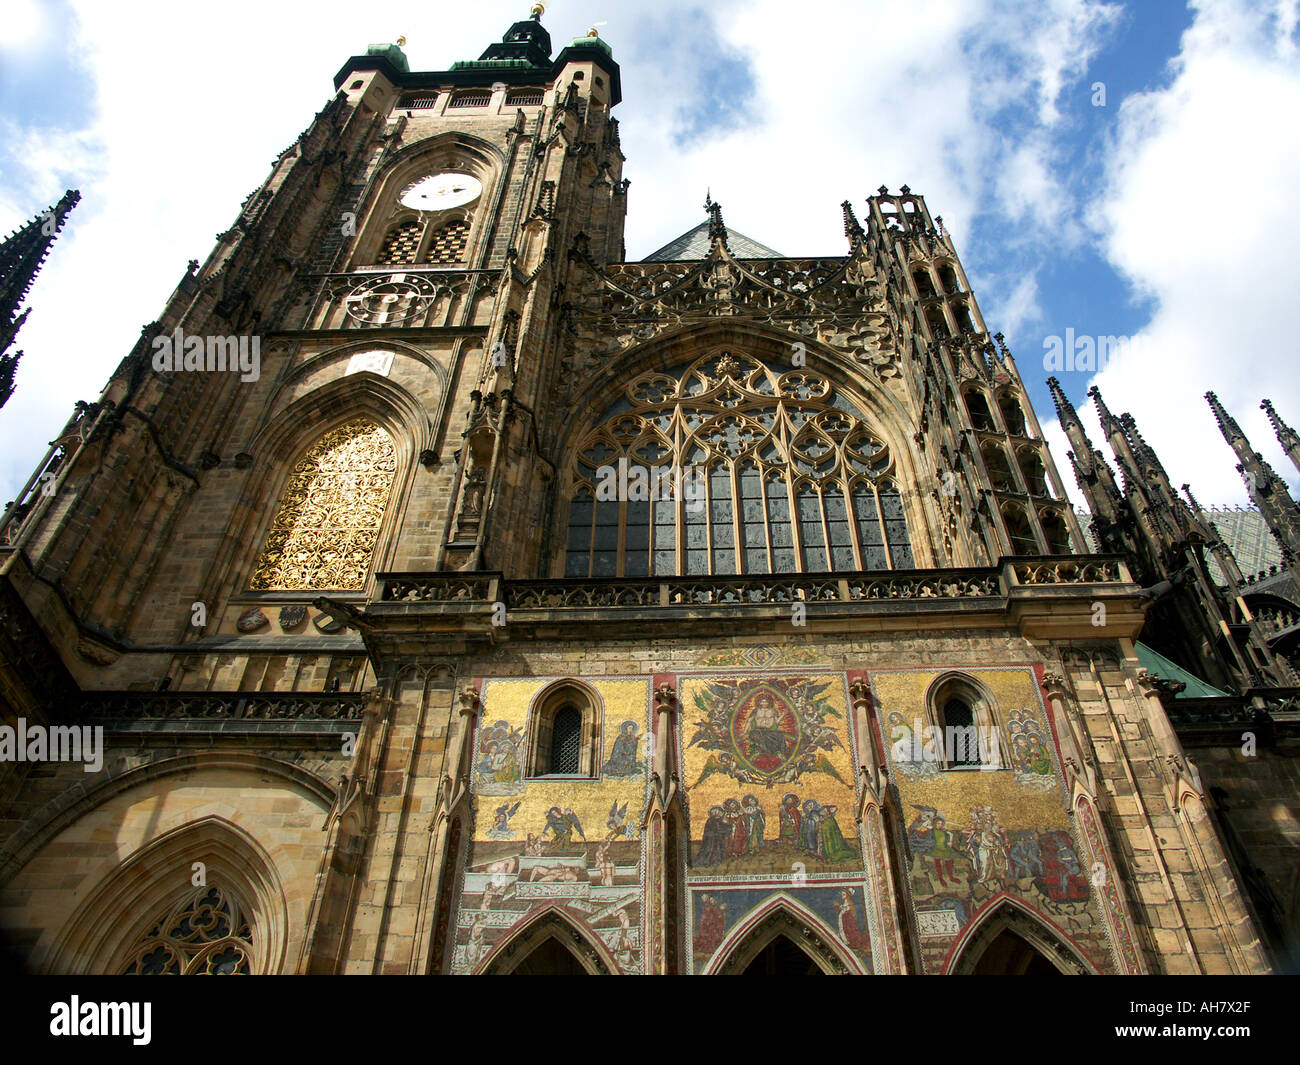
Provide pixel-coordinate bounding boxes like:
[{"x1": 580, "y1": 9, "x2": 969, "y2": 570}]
[{"x1": 685, "y1": 677, "x2": 851, "y2": 791}]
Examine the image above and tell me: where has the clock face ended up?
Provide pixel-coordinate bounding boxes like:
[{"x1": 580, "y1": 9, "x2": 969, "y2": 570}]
[
  {"x1": 400, "y1": 172, "x2": 482, "y2": 211},
  {"x1": 344, "y1": 273, "x2": 438, "y2": 325}
]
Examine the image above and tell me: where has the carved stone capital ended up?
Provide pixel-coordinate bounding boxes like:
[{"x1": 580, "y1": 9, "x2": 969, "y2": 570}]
[
  {"x1": 848, "y1": 677, "x2": 872, "y2": 711},
  {"x1": 653, "y1": 684, "x2": 677, "y2": 715},
  {"x1": 458, "y1": 685, "x2": 481, "y2": 716}
]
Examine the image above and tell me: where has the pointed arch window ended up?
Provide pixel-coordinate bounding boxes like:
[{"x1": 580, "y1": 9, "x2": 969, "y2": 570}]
[
  {"x1": 527, "y1": 683, "x2": 601, "y2": 778},
  {"x1": 250, "y1": 418, "x2": 396, "y2": 590},
  {"x1": 1002, "y1": 504, "x2": 1038, "y2": 556},
  {"x1": 563, "y1": 352, "x2": 913, "y2": 577},
  {"x1": 122, "y1": 885, "x2": 255, "y2": 975}
]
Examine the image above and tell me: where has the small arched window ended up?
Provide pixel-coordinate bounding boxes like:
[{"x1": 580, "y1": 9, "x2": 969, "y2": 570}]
[
  {"x1": 928, "y1": 673, "x2": 1002, "y2": 771},
  {"x1": 1003, "y1": 505, "x2": 1038, "y2": 556},
  {"x1": 937, "y1": 264, "x2": 960, "y2": 294},
  {"x1": 999, "y1": 393, "x2": 1028, "y2": 436},
  {"x1": 1018, "y1": 448, "x2": 1050, "y2": 496},
  {"x1": 912, "y1": 269, "x2": 937, "y2": 299},
  {"x1": 1040, "y1": 509, "x2": 1071, "y2": 554},
  {"x1": 425, "y1": 219, "x2": 470, "y2": 264},
  {"x1": 982, "y1": 442, "x2": 1015, "y2": 492},
  {"x1": 527, "y1": 683, "x2": 601, "y2": 778},
  {"x1": 964, "y1": 389, "x2": 995, "y2": 432}
]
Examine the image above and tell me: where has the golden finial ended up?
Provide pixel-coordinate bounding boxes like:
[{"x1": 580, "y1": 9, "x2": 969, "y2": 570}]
[
  {"x1": 530, "y1": 3, "x2": 546, "y2": 18},
  {"x1": 396, "y1": 35, "x2": 407, "y2": 47},
  {"x1": 587, "y1": 20, "x2": 607, "y2": 37}
]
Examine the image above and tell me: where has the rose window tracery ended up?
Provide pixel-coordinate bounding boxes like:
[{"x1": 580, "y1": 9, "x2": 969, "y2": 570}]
[{"x1": 564, "y1": 352, "x2": 913, "y2": 577}]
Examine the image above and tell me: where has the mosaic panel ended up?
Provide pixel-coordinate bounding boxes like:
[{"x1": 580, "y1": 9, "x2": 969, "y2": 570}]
[
  {"x1": 454, "y1": 677, "x2": 651, "y2": 974},
  {"x1": 871, "y1": 667, "x2": 1117, "y2": 973},
  {"x1": 679, "y1": 672, "x2": 876, "y2": 973}
]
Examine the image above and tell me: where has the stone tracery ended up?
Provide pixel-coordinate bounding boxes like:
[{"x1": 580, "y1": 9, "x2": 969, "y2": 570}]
[
  {"x1": 250, "y1": 418, "x2": 396, "y2": 590},
  {"x1": 564, "y1": 351, "x2": 913, "y2": 577}
]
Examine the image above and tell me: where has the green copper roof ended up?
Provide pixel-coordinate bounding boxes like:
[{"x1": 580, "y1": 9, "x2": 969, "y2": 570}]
[
  {"x1": 364, "y1": 43, "x2": 409, "y2": 73},
  {"x1": 569, "y1": 35, "x2": 613, "y2": 58},
  {"x1": 1134, "y1": 642, "x2": 1229, "y2": 698}
]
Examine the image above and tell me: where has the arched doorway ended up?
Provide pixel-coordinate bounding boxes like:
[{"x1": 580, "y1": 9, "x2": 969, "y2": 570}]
[
  {"x1": 507, "y1": 936, "x2": 591, "y2": 975},
  {"x1": 948, "y1": 899, "x2": 1093, "y2": 974},
  {"x1": 740, "y1": 934, "x2": 826, "y2": 975},
  {"x1": 966, "y1": 928, "x2": 1061, "y2": 975},
  {"x1": 706, "y1": 899, "x2": 861, "y2": 975},
  {"x1": 478, "y1": 906, "x2": 618, "y2": 975}
]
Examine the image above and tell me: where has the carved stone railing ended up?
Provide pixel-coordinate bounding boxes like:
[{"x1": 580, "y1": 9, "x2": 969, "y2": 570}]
[
  {"x1": 376, "y1": 557, "x2": 1127, "y2": 613},
  {"x1": 81, "y1": 691, "x2": 364, "y2": 723},
  {"x1": 383, "y1": 575, "x2": 499, "y2": 603},
  {"x1": 1008, "y1": 559, "x2": 1126, "y2": 586}
]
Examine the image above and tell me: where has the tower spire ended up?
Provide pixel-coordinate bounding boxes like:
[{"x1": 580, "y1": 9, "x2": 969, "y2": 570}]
[
  {"x1": 704, "y1": 191, "x2": 729, "y2": 252},
  {"x1": 841, "y1": 200, "x2": 864, "y2": 250},
  {"x1": 1262, "y1": 398, "x2": 1300, "y2": 474},
  {"x1": 1206, "y1": 393, "x2": 1300, "y2": 566},
  {"x1": 0, "y1": 188, "x2": 80, "y2": 410}
]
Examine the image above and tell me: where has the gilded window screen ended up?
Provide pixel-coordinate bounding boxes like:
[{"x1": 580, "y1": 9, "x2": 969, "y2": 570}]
[
  {"x1": 376, "y1": 220, "x2": 422, "y2": 265},
  {"x1": 564, "y1": 352, "x2": 913, "y2": 577},
  {"x1": 121, "y1": 885, "x2": 255, "y2": 975},
  {"x1": 250, "y1": 418, "x2": 397, "y2": 590},
  {"x1": 425, "y1": 219, "x2": 470, "y2": 264}
]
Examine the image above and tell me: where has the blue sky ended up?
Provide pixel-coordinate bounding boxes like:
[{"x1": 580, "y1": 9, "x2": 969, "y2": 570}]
[{"x1": 2, "y1": 0, "x2": 1298, "y2": 512}]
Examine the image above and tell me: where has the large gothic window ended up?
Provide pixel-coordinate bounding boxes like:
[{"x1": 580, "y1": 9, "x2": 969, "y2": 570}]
[
  {"x1": 122, "y1": 885, "x2": 254, "y2": 975},
  {"x1": 563, "y1": 352, "x2": 913, "y2": 577},
  {"x1": 250, "y1": 418, "x2": 396, "y2": 590}
]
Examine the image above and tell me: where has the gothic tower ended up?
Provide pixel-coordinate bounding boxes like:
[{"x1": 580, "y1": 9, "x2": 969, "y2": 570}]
[
  {"x1": 0, "y1": 188, "x2": 79, "y2": 409},
  {"x1": 0, "y1": 12, "x2": 1281, "y2": 975}
]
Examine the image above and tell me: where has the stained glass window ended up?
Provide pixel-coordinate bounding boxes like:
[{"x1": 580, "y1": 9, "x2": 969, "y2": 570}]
[
  {"x1": 564, "y1": 352, "x2": 913, "y2": 576},
  {"x1": 250, "y1": 418, "x2": 396, "y2": 590}
]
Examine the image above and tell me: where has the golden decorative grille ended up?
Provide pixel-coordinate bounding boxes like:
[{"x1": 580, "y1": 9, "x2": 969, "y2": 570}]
[
  {"x1": 122, "y1": 886, "x2": 254, "y2": 975},
  {"x1": 564, "y1": 351, "x2": 913, "y2": 577},
  {"x1": 250, "y1": 418, "x2": 396, "y2": 590},
  {"x1": 426, "y1": 219, "x2": 470, "y2": 264},
  {"x1": 376, "y1": 220, "x2": 422, "y2": 265}
]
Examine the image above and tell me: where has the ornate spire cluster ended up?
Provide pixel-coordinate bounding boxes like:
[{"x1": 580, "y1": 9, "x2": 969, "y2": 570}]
[
  {"x1": 0, "y1": 189, "x2": 80, "y2": 409},
  {"x1": 1049, "y1": 379, "x2": 1291, "y2": 690}
]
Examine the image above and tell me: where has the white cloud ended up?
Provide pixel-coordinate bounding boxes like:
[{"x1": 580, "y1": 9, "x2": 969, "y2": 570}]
[{"x1": 1075, "y1": 0, "x2": 1300, "y2": 507}]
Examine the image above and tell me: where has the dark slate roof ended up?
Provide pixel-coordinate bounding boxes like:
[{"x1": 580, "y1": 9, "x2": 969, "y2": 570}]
[{"x1": 642, "y1": 222, "x2": 783, "y2": 262}]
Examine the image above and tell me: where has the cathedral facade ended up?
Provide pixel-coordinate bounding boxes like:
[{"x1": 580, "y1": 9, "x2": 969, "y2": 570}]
[{"x1": 0, "y1": 12, "x2": 1294, "y2": 975}]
